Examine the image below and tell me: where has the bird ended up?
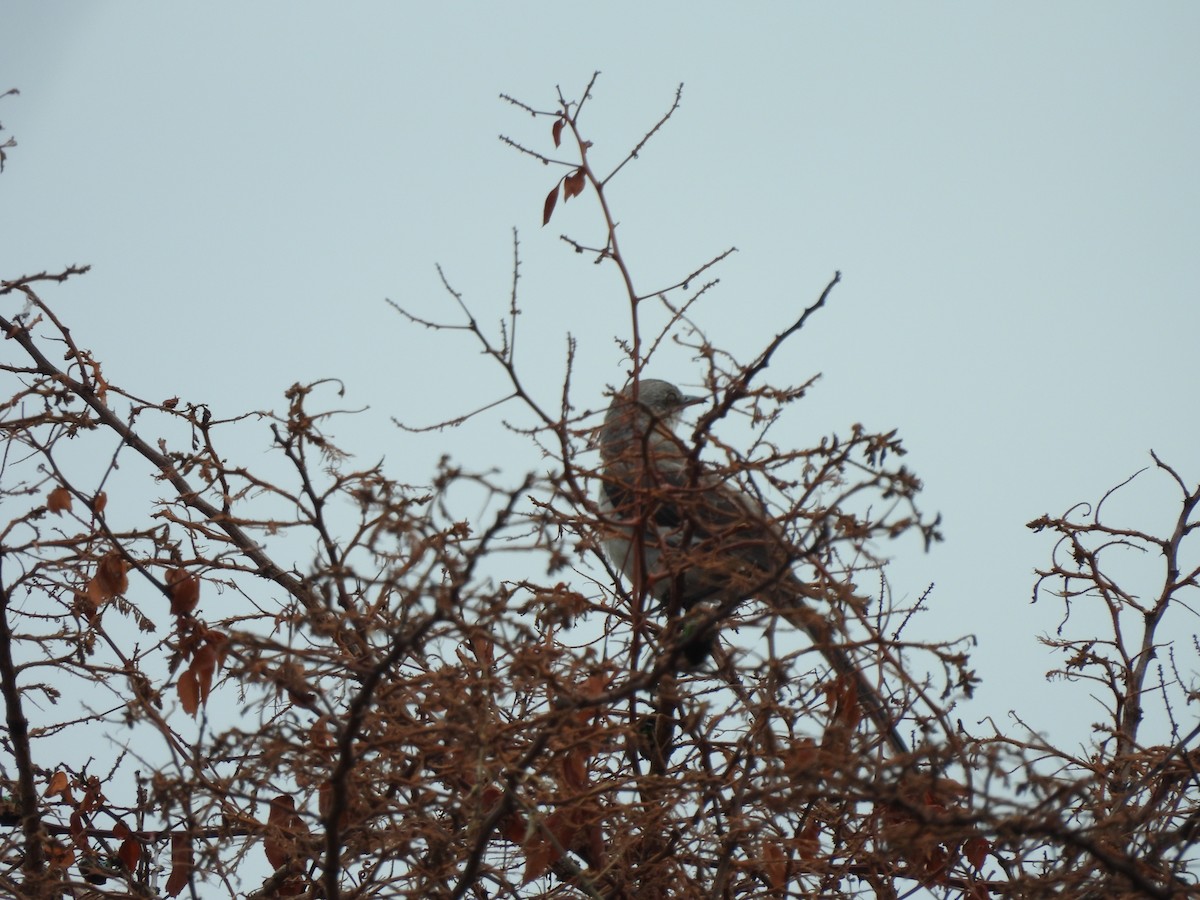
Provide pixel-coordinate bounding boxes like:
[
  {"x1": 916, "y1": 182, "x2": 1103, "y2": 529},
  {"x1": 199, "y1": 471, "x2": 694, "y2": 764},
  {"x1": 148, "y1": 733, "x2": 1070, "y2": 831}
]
[{"x1": 596, "y1": 378, "x2": 909, "y2": 756}]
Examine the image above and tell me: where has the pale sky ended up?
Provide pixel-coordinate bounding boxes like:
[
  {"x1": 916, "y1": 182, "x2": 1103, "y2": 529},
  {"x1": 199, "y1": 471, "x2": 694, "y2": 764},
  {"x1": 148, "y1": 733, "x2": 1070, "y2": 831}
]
[{"x1": 4, "y1": 0, "x2": 1199, "y2": 808}]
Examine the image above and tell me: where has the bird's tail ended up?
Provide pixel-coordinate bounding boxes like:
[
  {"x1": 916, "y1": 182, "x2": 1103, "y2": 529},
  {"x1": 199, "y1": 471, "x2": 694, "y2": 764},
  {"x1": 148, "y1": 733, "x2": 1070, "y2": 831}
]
[{"x1": 774, "y1": 591, "x2": 910, "y2": 757}]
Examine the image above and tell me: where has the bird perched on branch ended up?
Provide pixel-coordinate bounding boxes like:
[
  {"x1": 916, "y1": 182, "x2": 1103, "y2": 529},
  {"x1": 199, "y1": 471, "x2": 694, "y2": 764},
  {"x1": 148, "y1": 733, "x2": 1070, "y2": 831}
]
[{"x1": 597, "y1": 378, "x2": 909, "y2": 756}]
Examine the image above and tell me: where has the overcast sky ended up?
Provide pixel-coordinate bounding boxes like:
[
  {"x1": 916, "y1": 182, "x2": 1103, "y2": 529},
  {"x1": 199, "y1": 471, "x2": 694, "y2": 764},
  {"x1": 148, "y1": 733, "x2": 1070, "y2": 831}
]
[{"x1": 4, "y1": 4, "x2": 1199, "y2": 772}]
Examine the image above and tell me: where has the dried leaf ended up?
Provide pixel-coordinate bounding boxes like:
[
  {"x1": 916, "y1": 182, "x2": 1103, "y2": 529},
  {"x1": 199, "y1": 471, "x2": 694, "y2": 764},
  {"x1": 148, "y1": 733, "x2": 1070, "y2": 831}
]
[
  {"x1": 563, "y1": 168, "x2": 585, "y2": 201},
  {"x1": 165, "y1": 833, "x2": 193, "y2": 897},
  {"x1": 542, "y1": 183, "x2": 559, "y2": 226},
  {"x1": 45, "y1": 839, "x2": 74, "y2": 871},
  {"x1": 265, "y1": 794, "x2": 310, "y2": 872},
  {"x1": 46, "y1": 771, "x2": 69, "y2": 797},
  {"x1": 192, "y1": 643, "x2": 217, "y2": 704},
  {"x1": 47, "y1": 486, "x2": 72, "y2": 514},
  {"x1": 309, "y1": 716, "x2": 335, "y2": 752},
  {"x1": 964, "y1": 834, "x2": 990, "y2": 869},
  {"x1": 69, "y1": 810, "x2": 88, "y2": 847},
  {"x1": 90, "y1": 551, "x2": 129, "y2": 602},
  {"x1": 795, "y1": 820, "x2": 821, "y2": 863},
  {"x1": 562, "y1": 748, "x2": 588, "y2": 790},
  {"x1": 113, "y1": 821, "x2": 132, "y2": 840},
  {"x1": 167, "y1": 569, "x2": 200, "y2": 616},
  {"x1": 93, "y1": 491, "x2": 107, "y2": 514},
  {"x1": 521, "y1": 833, "x2": 557, "y2": 884},
  {"x1": 551, "y1": 117, "x2": 565, "y2": 148},
  {"x1": 177, "y1": 669, "x2": 200, "y2": 716},
  {"x1": 762, "y1": 841, "x2": 787, "y2": 890},
  {"x1": 118, "y1": 837, "x2": 141, "y2": 871}
]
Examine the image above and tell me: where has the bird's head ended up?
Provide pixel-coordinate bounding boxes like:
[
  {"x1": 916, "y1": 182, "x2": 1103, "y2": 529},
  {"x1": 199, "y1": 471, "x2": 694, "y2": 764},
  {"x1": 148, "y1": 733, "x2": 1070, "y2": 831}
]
[{"x1": 596, "y1": 379, "x2": 704, "y2": 459}]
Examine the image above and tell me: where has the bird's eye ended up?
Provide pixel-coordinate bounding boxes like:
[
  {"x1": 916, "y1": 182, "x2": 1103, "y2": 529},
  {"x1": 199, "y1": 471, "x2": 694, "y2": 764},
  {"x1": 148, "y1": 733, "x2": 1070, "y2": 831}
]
[{"x1": 666, "y1": 390, "x2": 680, "y2": 405}]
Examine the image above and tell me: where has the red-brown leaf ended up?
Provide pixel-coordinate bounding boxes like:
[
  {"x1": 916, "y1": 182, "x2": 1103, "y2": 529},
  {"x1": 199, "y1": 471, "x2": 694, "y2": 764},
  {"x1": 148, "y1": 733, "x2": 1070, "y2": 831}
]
[
  {"x1": 177, "y1": 669, "x2": 200, "y2": 716},
  {"x1": 192, "y1": 643, "x2": 217, "y2": 703},
  {"x1": 45, "y1": 839, "x2": 74, "y2": 871},
  {"x1": 90, "y1": 551, "x2": 129, "y2": 601},
  {"x1": 93, "y1": 491, "x2": 107, "y2": 514},
  {"x1": 521, "y1": 834, "x2": 557, "y2": 885},
  {"x1": 964, "y1": 834, "x2": 990, "y2": 869},
  {"x1": 118, "y1": 837, "x2": 141, "y2": 871},
  {"x1": 795, "y1": 819, "x2": 821, "y2": 863},
  {"x1": 165, "y1": 833, "x2": 193, "y2": 897},
  {"x1": 167, "y1": 569, "x2": 200, "y2": 616},
  {"x1": 562, "y1": 748, "x2": 588, "y2": 790},
  {"x1": 551, "y1": 117, "x2": 565, "y2": 148},
  {"x1": 542, "y1": 183, "x2": 559, "y2": 226},
  {"x1": 563, "y1": 168, "x2": 585, "y2": 201},
  {"x1": 47, "y1": 485, "x2": 72, "y2": 514},
  {"x1": 69, "y1": 811, "x2": 88, "y2": 848},
  {"x1": 46, "y1": 771, "x2": 69, "y2": 797},
  {"x1": 762, "y1": 841, "x2": 787, "y2": 890},
  {"x1": 265, "y1": 794, "x2": 310, "y2": 871}
]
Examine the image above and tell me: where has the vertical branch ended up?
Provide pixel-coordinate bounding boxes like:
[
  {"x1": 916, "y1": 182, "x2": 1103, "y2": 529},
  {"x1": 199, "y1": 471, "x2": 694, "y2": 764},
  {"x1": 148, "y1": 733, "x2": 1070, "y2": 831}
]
[{"x1": 0, "y1": 575, "x2": 45, "y2": 877}]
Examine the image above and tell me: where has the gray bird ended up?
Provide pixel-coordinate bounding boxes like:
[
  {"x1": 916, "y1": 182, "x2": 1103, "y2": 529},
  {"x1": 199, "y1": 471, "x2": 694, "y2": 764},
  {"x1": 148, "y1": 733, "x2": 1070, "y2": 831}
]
[{"x1": 597, "y1": 378, "x2": 909, "y2": 756}]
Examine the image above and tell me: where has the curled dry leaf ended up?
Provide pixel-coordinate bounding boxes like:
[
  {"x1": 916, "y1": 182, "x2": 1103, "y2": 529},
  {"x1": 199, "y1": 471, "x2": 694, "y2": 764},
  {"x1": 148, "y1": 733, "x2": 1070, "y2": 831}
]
[
  {"x1": 118, "y1": 836, "x2": 141, "y2": 872},
  {"x1": 45, "y1": 839, "x2": 74, "y2": 871},
  {"x1": 47, "y1": 485, "x2": 72, "y2": 514},
  {"x1": 964, "y1": 834, "x2": 990, "y2": 869},
  {"x1": 762, "y1": 841, "x2": 787, "y2": 890},
  {"x1": 551, "y1": 116, "x2": 564, "y2": 148},
  {"x1": 563, "y1": 168, "x2": 585, "y2": 200},
  {"x1": 87, "y1": 551, "x2": 129, "y2": 603},
  {"x1": 542, "y1": 183, "x2": 559, "y2": 226},
  {"x1": 165, "y1": 833, "x2": 193, "y2": 897},
  {"x1": 265, "y1": 794, "x2": 310, "y2": 871},
  {"x1": 167, "y1": 568, "x2": 200, "y2": 616},
  {"x1": 46, "y1": 771, "x2": 69, "y2": 797},
  {"x1": 177, "y1": 669, "x2": 200, "y2": 716}
]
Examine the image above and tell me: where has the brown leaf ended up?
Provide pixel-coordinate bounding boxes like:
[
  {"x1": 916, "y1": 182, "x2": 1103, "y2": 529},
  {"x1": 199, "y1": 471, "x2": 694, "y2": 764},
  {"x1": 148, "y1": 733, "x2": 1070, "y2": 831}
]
[
  {"x1": 563, "y1": 168, "x2": 585, "y2": 201},
  {"x1": 89, "y1": 551, "x2": 129, "y2": 602},
  {"x1": 551, "y1": 117, "x2": 565, "y2": 148},
  {"x1": 118, "y1": 837, "x2": 141, "y2": 872},
  {"x1": 69, "y1": 811, "x2": 89, "y2": 849},
  {"x1": 265, "y1": 794, "x2": 310, "y2": 872},
  {"x1": 542, "y1": 183, "x2": 559, "y2": 226},
  {"x1": 762, "y1": 841, "x2": 787, "y2": 890},
  {"x1": 795, "y1": 820, "x2": 821, "y2": 863},
  {"x1": 93, "y1": 491, "x2": 107, "y2": 514},
  {"x1": 481, "y1": 786, "x2": 526, "y2": 843},
  {"x1": 964, "y1": 834, "x2": 990, "y2": 869},
  {"x1": 521, "y1": 833, "x2": 557, "y2": 885},
  {"x1": 192, "y1": 643, "x2": 217, "y2": 704},
  {"x1": 45, "y1": 839, "x2": 74, "y2": 871},
  {"x1": 46, "y1": 771, "x2": 69, "y2": 797},
  {"x1": 165, "y1": 833, "x2": 193, "y2": 897},
  {"x1": 47, "y1": 485, "x2": 72, "y2": 514},
  {"x1": 309, "y1": 716, "x2": 335, "y2": 752},
  {"x1": 113, "y1": 821, "x2": 132, "y2": 840},
  {"x1": 562, "y1": 748, "x2": 588, "y2": 790},
  {"x1": 167, "y1": 569, "x2": 200, "y2": 616},
  {"x1": 177, "y1": 669, "x2": 200, "y2": 716}
]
